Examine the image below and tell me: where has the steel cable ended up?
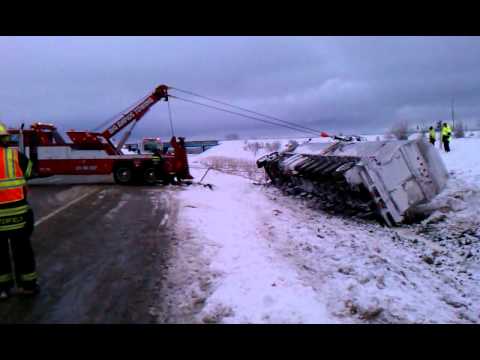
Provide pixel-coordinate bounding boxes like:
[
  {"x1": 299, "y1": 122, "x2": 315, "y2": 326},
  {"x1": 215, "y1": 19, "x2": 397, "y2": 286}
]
[
  {"x1": 167, "y1": 98, "x2": 175, "y2": 137},
  {"x1": 170, "y1": 95, "x2": 319, "y2": 136},
  {"x1": 170, "y1": 86, "x2": 322, "y2": 135}
]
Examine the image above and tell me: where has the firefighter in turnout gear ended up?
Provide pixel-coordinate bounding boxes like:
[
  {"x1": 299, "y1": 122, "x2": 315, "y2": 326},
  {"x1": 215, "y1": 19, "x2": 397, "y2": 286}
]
[
  {"x1": 428, "y1": 126, "x2": 436, "y2": 145},
  {"x1": 0, "y1": 122, "x2": 39, "y2": 300}
]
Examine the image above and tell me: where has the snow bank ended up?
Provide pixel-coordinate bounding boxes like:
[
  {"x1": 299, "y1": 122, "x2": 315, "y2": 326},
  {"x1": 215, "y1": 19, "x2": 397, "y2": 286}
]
[
  {"x1": 158, "y1": 136, "x2": 480, "y2": 324},
  {"x1": 164, "y1": 169, "x2": 335, "y2": 324}
]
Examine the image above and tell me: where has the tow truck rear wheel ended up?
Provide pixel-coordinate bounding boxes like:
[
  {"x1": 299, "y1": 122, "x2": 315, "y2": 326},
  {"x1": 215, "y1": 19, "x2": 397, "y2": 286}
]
[
  {"x1": 143, "y1": 167, "x2": 157, "y2": 185},
  {"x1": 114, "y1": 166, "x2": 133, "y2": 185}
]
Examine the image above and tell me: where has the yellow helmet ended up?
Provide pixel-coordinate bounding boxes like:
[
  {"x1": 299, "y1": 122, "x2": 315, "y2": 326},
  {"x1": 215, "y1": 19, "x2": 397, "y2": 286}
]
[{"x1": 0, "y1": 122, "x2": 10, "y2": 137}]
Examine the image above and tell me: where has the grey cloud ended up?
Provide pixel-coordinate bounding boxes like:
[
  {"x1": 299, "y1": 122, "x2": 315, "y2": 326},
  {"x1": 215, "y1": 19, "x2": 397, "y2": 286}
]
[{"x1": 1, "y1": 36, "x2": 480, "y2": 141}]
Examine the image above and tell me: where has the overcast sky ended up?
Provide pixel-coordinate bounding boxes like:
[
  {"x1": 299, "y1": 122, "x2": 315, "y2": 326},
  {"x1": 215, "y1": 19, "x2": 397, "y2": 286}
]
[{"x1": 1, "y1": 36, "x2": 479, "y2": 141}]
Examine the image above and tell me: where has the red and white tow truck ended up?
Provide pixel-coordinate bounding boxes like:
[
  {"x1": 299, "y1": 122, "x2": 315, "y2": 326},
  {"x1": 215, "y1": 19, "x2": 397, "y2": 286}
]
[{"x1": 7, "y1": 85, "x2": 192, "y2": 185}]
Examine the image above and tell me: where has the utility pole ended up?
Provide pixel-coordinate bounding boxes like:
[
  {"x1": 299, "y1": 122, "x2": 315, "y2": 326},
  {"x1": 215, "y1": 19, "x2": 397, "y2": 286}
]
[{"x1": 451, "y1": 97, "x2": 455, "y2": 130}]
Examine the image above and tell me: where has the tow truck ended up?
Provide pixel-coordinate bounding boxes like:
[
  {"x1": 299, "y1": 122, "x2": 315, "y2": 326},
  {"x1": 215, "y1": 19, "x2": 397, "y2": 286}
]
[{"x1": 7, "y1": 85, "x2": 192, "y2": 185}]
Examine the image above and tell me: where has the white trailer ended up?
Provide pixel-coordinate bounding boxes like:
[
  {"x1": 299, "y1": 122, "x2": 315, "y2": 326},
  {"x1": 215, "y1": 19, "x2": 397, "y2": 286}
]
[{"x1": 258, "y1": 138, "x2": 449, "y2": 226}]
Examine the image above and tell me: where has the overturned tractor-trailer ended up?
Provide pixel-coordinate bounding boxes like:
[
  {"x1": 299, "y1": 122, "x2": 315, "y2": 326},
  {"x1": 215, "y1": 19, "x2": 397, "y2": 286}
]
[{"x1": 257, "y1": 137, "x2": 449, "y2": 226}]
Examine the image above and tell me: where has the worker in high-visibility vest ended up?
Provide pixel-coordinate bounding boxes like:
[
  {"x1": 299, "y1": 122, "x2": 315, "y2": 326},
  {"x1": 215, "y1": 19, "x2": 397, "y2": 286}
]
[
  {"x1": 151, "y1": 147, "x2": 164, "y2": 181},
  {"x1": 441, "y1": 122, "x2": 452, "y2": 152},
  {"x1": 0, "y1": 122, "x2": 39, "y2": 300},
  {"x1": 428, "y1": 126, "x2": 436, "y2": 145}
]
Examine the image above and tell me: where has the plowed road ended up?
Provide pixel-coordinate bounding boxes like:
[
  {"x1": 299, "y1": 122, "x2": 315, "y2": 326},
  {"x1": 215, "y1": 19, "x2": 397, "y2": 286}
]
[{"x1": 0, "y1": 175, "x2": 178, "y2": 323}]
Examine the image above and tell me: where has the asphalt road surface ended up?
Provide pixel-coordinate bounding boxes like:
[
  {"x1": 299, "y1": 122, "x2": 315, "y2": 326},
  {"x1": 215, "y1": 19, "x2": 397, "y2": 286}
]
[{"x1": 0, "y1": 175, "x2": 179, "y2": 323}]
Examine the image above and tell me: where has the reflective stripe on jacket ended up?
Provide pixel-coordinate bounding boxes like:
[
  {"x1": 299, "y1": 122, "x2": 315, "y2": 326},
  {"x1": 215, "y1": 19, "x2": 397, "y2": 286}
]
[
  {"x1": 0, "y1": 147, "x2": 27, "y2": 205},
  {"x1": 0, "y1": 205, "x2": 32, "y2": 231}
]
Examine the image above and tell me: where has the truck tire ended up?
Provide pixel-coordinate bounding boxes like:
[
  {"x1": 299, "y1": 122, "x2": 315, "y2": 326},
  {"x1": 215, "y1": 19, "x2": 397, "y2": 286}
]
[
  {"x1": 113, "y1": 165, "x2": 133, "y2": 185},
  {"x1": 143, "y1": 167, "x2": 157, "y2": 185}
]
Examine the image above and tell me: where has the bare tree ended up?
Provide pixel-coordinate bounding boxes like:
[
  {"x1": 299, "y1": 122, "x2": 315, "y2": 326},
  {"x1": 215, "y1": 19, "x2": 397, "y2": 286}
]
[
  {"x1": 454, "y1": 120, "x2": 465, "y2": 138},
  {"x1": 388, "y1": 120, "x2": 409, "y2": 140}
]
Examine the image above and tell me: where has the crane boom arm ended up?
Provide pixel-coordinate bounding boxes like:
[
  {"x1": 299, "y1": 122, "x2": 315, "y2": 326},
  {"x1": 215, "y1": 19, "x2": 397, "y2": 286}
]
[{"x1": 101, "y1": 84, "x2": 169, "y2": 140}]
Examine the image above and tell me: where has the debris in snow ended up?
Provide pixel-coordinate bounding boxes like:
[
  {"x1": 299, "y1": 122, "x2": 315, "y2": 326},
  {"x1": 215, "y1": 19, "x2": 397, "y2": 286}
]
[
  {"x1": 338, "y1": 266, "x2": 356, "y2": 275},
  {"x1": 201, "y1": 304, "x2": 235, "y2": 324},
  {"x1": 304, "y1": 245, "x2": 313, "y2": 253},
  {"x1": 359, "y1": 306, "x2": 384, "y2": 321},
  {"x1": 442, "y1": 296, "x2": 467, "y2": 309},
  {"x1": 423, "y1": 213, "x2": 447, "y2": 225},
  {"x1": 345, "y1": 300, "x2": 358, "y2": 315},
  {"x1": 193, "y1": 297, "x2": 207, "y2": 307}
]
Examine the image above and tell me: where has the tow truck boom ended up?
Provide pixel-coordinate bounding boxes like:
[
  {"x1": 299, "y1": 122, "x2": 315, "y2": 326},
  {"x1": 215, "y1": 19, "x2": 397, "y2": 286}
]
[{"x1": 101, "y1": 85, "x2": 168, "y2": 140}]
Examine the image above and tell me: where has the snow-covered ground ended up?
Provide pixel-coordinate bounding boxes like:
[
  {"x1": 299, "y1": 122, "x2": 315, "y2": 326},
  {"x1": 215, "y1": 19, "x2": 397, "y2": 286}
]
[{"x1": 157, "y1": 135, "x2": 480, "y2": 324}]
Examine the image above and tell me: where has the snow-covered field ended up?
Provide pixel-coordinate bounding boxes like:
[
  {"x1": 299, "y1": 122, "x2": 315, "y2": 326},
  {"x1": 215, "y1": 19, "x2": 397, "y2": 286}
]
[{"x1": 158, "y1": 135, "x2": 480, "y2": 324}]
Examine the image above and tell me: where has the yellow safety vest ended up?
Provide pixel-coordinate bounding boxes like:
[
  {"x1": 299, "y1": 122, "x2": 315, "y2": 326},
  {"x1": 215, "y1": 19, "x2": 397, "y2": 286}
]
[
  {"x1": 0, "y1": 147, "x2": 27, "y2": 205},
  {"x1": 442, "y1": 125, "x2": 451, "y2": 137},
  {"x1": 429, "y1": 129, "x2": 436, "y2": 139}
]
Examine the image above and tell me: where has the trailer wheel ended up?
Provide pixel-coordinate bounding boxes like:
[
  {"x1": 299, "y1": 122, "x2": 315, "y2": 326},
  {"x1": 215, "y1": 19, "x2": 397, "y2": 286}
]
[
  {"x1": 143, "y1": 167, "x2": 157, "y2": 185},
  {"x1": 114, "y1": 166, "x2": 133, "y2": 185}
]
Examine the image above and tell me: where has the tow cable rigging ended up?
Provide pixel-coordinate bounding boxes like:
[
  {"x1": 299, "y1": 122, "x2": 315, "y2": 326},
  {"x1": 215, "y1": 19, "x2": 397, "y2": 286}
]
[
  {"x1": 168, "y1": 87, "x2": 323, "y2": 136},
  {"x1": 96, "y1": 85, "x2": 324, "y2": 145},
  {"x1": 167, "y1": 96, "x2": 175, "y2": 138},
  {"x1": 168, "y1": 94, "x2": 320, "y2": 137}
]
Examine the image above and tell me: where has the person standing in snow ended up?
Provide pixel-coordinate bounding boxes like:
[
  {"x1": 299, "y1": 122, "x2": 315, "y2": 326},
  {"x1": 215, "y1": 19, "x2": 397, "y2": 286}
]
[
  {"x1": 428, "y1": 126, "x2": 436, "y2": 145},
  {"x1": 442, "y1": 122, "x2": 452, "y2": 152}
]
